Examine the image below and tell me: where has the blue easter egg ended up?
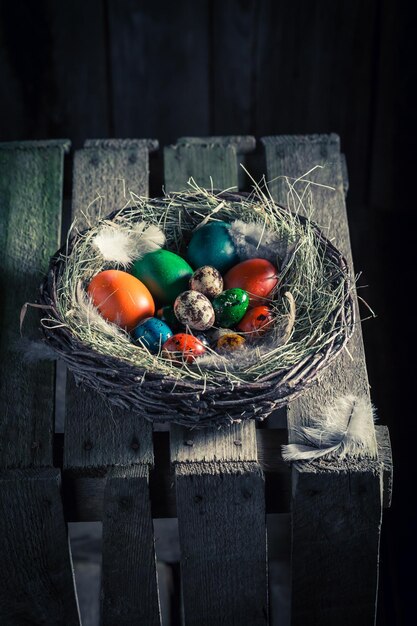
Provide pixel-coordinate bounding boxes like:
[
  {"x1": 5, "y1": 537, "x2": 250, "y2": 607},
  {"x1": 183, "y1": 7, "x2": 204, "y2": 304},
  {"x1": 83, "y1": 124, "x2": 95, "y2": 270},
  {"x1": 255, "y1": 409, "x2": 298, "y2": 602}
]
[
  {"x1": 187, "y1": 221, "x2": 239, "y2": 273},
  {"x1": 132, "y1": 317, "x2": 173, "y2": 353}
]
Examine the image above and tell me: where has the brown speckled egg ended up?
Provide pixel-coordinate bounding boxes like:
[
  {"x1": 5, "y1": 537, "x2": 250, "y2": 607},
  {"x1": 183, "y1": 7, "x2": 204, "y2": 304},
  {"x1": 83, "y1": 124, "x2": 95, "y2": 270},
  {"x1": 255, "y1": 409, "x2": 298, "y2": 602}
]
[
  {"x1": 189, "y1": 266, "x2": 223, "y2": 299},
  {"x1": 174, "y1": 290, "x2": 215, "y2": 331},
  {"x1": 216, "y1": 333, "x2": 246, "y2": 352}
]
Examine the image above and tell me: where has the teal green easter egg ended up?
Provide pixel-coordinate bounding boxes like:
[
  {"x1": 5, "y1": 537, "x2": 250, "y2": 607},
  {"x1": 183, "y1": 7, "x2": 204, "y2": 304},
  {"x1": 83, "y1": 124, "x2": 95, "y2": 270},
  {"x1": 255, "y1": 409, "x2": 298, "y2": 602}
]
[
  {"x1": 212, "y1": 288, "x2": 250, "y2": 327},
  {"x1": 131, "y1": 250, "x2": 193, "y2": 305},
  {"x1": 187, "y1": 221, "x2": 239, "y2": 273}
]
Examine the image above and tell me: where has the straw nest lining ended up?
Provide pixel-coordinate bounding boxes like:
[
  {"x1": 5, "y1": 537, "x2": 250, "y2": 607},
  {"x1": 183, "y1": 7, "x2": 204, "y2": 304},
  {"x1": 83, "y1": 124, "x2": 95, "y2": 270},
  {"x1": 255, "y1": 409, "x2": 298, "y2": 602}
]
[{"x1": 39, "y1": 185, "x2": 355, "y2": 428}]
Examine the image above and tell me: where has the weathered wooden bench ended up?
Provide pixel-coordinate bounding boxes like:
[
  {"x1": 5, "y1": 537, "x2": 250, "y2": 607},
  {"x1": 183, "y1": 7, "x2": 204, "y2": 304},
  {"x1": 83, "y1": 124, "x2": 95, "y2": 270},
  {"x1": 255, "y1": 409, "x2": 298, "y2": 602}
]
[{"x1": 0, "y1": 135, "x2": 392, "y2": 626}]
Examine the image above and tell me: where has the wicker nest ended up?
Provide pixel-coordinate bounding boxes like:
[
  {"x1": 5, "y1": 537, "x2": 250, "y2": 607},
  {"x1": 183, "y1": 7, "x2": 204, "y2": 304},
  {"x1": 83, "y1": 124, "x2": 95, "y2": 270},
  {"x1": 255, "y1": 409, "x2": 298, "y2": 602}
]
[{"x1": 39, "y1": 189, "x2": 354, "y2": 428}]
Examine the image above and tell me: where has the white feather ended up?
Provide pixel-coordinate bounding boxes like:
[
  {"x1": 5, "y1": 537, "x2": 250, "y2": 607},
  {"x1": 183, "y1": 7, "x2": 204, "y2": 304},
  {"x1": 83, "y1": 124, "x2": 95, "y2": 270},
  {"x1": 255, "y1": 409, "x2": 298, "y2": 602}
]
[
  {"x1": 92, "y1": 222, "x2": 165, "y2": 266},
  {"x1": 229, "y1": 220, "x2": 287, "y2": 264},
  {"x1": 281, "y1": 394, "x2": 378, "y2": 463}
]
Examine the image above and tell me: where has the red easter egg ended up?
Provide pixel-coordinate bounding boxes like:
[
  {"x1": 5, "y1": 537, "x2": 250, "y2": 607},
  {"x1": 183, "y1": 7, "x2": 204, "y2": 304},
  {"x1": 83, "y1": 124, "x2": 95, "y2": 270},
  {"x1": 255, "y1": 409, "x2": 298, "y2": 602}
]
[
  {"x1": 236, "y1": 306, "x2": 274, "y2": 339},
  {"x1": 223, "y1": 258, "x2": 278, "y2": 306},
  {"x1": 87, "y1": 269, "x2": 155, "y2": 331},
  {"x1": 162, "y1": 333, "x2": 206, "y2": 363}
]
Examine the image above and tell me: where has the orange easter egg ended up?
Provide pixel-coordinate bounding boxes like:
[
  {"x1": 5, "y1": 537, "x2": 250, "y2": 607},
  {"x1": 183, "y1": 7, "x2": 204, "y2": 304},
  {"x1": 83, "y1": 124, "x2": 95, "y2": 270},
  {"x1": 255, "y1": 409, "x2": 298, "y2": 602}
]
[
  {"x1": 162, "y1": 333, "x2": 206, "y2": 363},
  {"x1": 87, "y1": 269, "x2": 155, "y2": 331}
]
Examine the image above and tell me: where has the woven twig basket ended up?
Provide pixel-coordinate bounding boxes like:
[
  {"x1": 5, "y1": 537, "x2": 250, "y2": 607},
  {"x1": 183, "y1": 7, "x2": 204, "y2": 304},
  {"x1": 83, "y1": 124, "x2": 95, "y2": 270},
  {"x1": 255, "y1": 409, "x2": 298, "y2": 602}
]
[{"x1": 39, "y1": 190, "x2": 354, "y2": 428}]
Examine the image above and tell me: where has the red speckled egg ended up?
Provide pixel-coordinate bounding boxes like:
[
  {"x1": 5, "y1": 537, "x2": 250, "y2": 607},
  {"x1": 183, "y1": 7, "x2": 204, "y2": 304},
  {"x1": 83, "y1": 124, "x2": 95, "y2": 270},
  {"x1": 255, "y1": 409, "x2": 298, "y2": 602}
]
[
  {"x1": 236, "y1": 306, "x2": 274, "y2": 339},
  {"x1": 87, "y1": 269, "x2": 155, "y2": 331},
  {"x1": 223, "y1": 258, "x2": 278, "y2": 306},
  {"x1": 162, "y1": 333, "x2": 206, "y2": 363}
]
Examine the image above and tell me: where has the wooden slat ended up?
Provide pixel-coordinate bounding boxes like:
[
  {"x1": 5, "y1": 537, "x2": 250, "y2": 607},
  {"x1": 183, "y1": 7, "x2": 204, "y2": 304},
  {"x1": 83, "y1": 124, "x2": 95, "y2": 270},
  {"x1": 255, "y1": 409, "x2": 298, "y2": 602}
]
[
  {"x1": 65, "y1": 138, "x2": 161, "y2": 625},
  {"x1": 0, "y1": 468, "x2": 80, "y2": 625},
  {"x1": 61, "y1": 427, "x2": 392, "y2": 522},
  {"x1": 255, "y1": 1, "x2": 379, "y2": 208},
  {"x1": 101, "y1": 465, "x2": 161, "y2": 625},
  {"x1": 0, "y1": 140, "x2": 69, "y2": 468},
  {"x1": 107, "y1": 0, "x2": 210, "y2": 144},
  {"x1": 0, "y1": 140, "x2": 81, "y2": 624},
  {"x1": 262, "y1": 134, "x2": 384, "y2": 626},
  {"x1": 164, "y1": 137, "x2": 268, "y2": 625}
]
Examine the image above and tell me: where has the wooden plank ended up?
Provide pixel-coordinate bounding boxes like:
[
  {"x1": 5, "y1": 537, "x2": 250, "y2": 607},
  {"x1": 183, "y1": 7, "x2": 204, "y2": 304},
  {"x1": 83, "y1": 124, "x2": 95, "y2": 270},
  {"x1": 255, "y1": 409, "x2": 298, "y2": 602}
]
[
  {"x1": 164, "y1": 137, "x2": 268, "y2": 625},
  {"x1": 176, "y1": 462, "x2": 268, "y2": 626},
  {"x1": 101, "y1": 465, "x2": 161, "y2": 625},
  {"x1": 107, "y1": 0, "x2": 210, "y2": 144},
  {"x1": 61, "y1": 425, "x2": 392, "y2": 521},
  {"x1": 0, "y1": 468, "x2": 80, "y2": 625},
  {"x1": 0, "y1": 139, "x2": 69, "y2": 468},
  {"x1": 262, "y1": 134, "x2": 384, "y2": 626},
  {"x1": 0, "y1": 1, "x2": 109, "y2": 146},
  {"x1": 65, "y1": 138, "x2": 161, "y2": 625},
  {"x1": 211, "y1": 1, "x2": 260, "y2": 135},
  {"x1": 164, "y1": 143, "x2": 238, "y2": 193},
  {"x1": 256, "y1": 1, "x2": 379, "y2": 207}
]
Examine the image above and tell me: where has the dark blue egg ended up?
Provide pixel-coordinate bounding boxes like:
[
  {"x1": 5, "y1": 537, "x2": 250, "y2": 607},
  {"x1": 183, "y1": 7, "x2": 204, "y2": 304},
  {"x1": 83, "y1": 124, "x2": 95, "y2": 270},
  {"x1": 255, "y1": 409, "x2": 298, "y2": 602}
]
[
  {"x1": 187, "y1": 221, "x2": 239, "y2": 273},
  {"x1": 132, "y1": 317, "x2": 173, "y2": 353}
]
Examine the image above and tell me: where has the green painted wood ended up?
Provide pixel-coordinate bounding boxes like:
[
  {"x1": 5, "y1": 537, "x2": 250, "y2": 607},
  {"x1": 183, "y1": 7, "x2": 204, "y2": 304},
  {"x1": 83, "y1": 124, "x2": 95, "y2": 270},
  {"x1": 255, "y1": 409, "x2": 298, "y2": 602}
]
[
  {"x1": 0, "y1": 140, "x2": 81, "y2": 624},
  {"x1": 101, "y1": 465, "x2": 161, "y2": 625},
  {"x1": 262, "y1": 134, "x2": 383, "y2": 626},
  {"x1": 0, "y1": 140, "x2": 69, "y2": 468},
  {"x1": 0, "y1": 468, "x2": 80, "y2": 625},
  {"x1": 164, "y1": 137, "x2": 268, "y2": 625},
  {"x1": 65, "y1": 138, "x2": 161, "y2": 626}
]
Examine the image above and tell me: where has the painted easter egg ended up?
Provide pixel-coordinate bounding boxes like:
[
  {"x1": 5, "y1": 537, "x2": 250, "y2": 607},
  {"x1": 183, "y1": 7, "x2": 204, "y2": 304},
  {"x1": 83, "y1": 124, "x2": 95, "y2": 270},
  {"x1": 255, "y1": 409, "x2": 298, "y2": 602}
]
[
  {"x1": 212, "y1": 288, "x2": 250, "y2": 328},
  {"x1": 187, "y1": 221, "x2": 239, "y2": 273},
  {"x1": 189, "y1": 266, "x2": 223, "y2": 299},
  {"x1": 131, "y1": 250, "x2": 193, "y2": 305},
  {"x1": 132, "y1": 317, "x2": 173, "y2": 353},
  {"x1": 223, "y1": 258, "x2": 279, "y2": 306},
  {"x1": 87, "y1": 269, "x2": 155, "y2": 331},
  {"x1": 174, "y1": 290, "x2": 215, "y2": 331},
  {"x1": 236, "y1": 306, "x2": 274, "y2": 339},
  {"x1": 216, "y1": 333, "x2": 246, "y2": 352},
  {"x1": 162, "y1": 333, "x2": 206, "y2": 363}
]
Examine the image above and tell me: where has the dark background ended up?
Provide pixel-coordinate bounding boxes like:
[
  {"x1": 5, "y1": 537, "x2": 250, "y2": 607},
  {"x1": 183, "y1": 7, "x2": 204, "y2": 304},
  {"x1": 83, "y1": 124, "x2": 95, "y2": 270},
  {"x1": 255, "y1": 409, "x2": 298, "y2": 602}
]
[{"x1": 0, "y1": 1, "x2": 415, "y2": 624}]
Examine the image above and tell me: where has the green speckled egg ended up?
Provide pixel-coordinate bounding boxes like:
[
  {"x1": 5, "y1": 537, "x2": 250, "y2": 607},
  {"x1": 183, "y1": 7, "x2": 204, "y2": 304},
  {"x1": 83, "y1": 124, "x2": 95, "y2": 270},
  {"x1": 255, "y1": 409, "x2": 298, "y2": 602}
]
[
  {"x1": 212, "y1": 288, "x2": 250, "y2": 327},
  {"x1": 187, "y1": 221, "x2": 239, "y2": 273},
  {"x1": 131, "y1": 250, "x2": 193, "y2": 305}
]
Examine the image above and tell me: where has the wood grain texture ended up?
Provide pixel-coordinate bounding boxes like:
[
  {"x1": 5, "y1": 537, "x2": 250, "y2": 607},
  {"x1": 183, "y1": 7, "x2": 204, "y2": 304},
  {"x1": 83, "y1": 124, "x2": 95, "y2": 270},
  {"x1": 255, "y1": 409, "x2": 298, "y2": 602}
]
[
  {"x1": 71, "y1": 140, "x2": 155, "y2": 231},
  {"x1": 164, "y1": 143, "x2": 238, "y2": 193},
  {"x1": 291, "y1": 467, "x2": 382, "y2": 626},
  {"x1": 0, "y1": 0, "x2": 109, "y2": 146},
  {"x1": 0, "y1": 140, "x2": 68, "y2": 468},
  {"x1": 65, "y1": 138, "x2": 156, "y2": 473},
  {"x1": 255, "y1": 1, "x2": 378, "y2": 207},
  {"x1": 164, "y1": 137, "x2": 267, "y2": 625},
  {"x1": 176, "y1": 462, "x2": 268, "y2": 626},
  {"x1": 0, "y1": 468, "x2": 80, "y2": 625},
  {"x1": 66, "y1": 139, "x2": 161, "y2": 624},
  {"x1": 262, "y1": 134, "x2": 383, "y2": 626},
  {"x1": 107, "y1": 0, "x2": 210, "y2": 144},
  {"x1": 101, "y1": 465, "x2": 161, "y2": 626},
  {"x1": 211, "y1": 0, "x2": 260, "y2": 135},
  {"x1": 61, "y1": 427, "x2": 392, "y2": 522}
]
